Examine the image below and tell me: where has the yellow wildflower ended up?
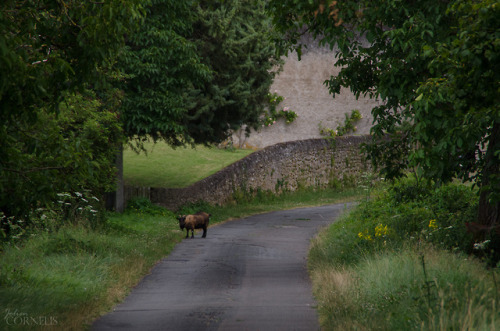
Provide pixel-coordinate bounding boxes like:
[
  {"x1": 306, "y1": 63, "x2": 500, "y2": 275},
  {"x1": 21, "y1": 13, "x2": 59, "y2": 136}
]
[
  {"x1": 429, "y1": 219, "x2": 438, "y2": 229},
  {"x1": 375, "y1": 224, "x2": 389, "y2": 237},
  {"x1": 358, "y1": 230, "x2": 373, "y2": 241}
]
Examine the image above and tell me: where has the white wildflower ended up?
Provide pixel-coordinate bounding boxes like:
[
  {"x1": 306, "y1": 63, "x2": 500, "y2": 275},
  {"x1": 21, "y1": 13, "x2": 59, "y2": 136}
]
[{"x1": 473, "y1": 240, "x2": 491, "y2": 250}]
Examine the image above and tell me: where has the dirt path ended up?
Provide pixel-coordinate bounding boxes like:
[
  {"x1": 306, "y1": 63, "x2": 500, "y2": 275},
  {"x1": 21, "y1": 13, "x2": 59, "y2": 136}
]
[{"x1": 92, "y1": 203, "x2": 350, "y2": 330}]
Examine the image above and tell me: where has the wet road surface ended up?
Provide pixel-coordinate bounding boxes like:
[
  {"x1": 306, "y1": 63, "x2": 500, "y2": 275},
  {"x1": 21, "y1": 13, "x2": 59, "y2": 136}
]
[{"x1": 92, "y1": 203, "x2": 350, "y2": 331}]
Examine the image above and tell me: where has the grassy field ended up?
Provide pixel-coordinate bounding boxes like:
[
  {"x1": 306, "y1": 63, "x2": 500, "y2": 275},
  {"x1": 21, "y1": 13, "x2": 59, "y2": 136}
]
[{"x1": 123, "y1": 141, "x2": 254, "y2": 188}]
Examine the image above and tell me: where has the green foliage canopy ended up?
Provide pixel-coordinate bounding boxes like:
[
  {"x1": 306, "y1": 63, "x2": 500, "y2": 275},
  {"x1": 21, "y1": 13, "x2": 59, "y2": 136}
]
[
  {"x1": 120, "y1": 0, "x2": 280, "y2": 146},
  {"x1": 0, "y1": 0, "x2": 144, "y2": 120},
  {"x1": 1, "y1": 91, "x2": 123, "y2": 238},
  {"x1": 267, "y1": 0, "x2": 499, "y2": 226},
  {"x1": 412, "y1": 1, "x2": 499, "y2": 226},
  {"x1": 1, "y1": 0, "x2": 282, "y2": 235},
  {"x1": 0, "y1": 0, "x2": 144, "y2": 236},
  {"x1": 118, "y1": 0, "x2": 210, "y2": 146}
]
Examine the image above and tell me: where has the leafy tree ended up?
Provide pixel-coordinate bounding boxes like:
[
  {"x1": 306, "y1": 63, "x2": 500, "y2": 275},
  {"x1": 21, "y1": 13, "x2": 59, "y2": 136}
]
[
  {"x1": 0, "y1": 0, "x2": 144, "y2": 121},
  {"x1": 118, "y1": 0, "x2": 210, "y2": 147},
  {"x1": 413, "y1": 0, "x2": 499, "y2": 228},
  {"x1": 108, "y1": 0, "x2": 280, "y2": 211},
  {"x1": 267, "y1": 0, "x2": 499, "y2": 228},
  {"x1": 120, "y1": 0, "x2": 280, "y2": 146},
  {"x1": 0, "y1": 0, "x2": 144, "y2": 236},
  {"x1": 1, "y1": 91, "x2": 123, "y2": 238}
]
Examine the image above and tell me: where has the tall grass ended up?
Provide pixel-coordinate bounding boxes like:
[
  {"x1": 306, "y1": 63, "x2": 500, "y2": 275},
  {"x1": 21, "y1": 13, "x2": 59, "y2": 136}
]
[
  {"x1": 0, "y1": 204, "x2": 183, "y2": 330},
  {"x1": 310, "y1": 244, "x2": 498, "y2": 330},
  {"x1": 308, "y1": 177, "x2": 499, "y2": 330}
]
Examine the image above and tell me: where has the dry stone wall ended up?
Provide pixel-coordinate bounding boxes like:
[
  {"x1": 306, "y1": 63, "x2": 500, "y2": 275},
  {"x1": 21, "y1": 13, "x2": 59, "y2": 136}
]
[{"x1": 124, "y1": 135, "x2": 371, "y2": 210}]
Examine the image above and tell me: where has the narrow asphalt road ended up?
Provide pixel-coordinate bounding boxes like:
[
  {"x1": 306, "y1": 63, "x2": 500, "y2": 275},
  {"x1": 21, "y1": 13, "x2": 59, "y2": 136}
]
[{"x1": 92, "y1": 203, "x2": 350, "y2": 331}]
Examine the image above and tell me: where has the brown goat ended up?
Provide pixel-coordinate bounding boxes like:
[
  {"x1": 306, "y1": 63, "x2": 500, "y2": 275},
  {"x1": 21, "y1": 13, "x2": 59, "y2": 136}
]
[{"x1": 177, "y1": 212, "x2": 211, "y2": 238}]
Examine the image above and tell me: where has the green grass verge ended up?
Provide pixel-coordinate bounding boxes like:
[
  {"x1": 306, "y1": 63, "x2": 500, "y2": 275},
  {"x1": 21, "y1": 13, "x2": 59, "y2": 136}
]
[
  {"x1": 308, "y1": 178, "x2": 499, "y2": 330},
  {"x1": 0, "y1": 208, "x2": 183, "y2": 330},
  {"x1": 123, "y1": 141, "x2": 254, "y2": 188},
  {"x1": 0, "y1": 187, "x2": 363, "y2": 330}
]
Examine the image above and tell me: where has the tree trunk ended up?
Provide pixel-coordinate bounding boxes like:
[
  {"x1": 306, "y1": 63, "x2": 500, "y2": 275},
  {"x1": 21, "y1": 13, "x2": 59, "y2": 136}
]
[
  {"x1": 104, "y1": 145, "x2": 124, "y2": 213},
  {"x1": 477, "y1": 121, "x2": 500, "y2": 230},
  {"x1": 115, "y1": 145, "x2": 125, "y2": 213}
]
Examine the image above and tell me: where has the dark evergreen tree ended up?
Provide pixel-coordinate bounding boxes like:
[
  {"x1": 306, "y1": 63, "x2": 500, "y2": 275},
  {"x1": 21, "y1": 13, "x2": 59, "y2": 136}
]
[{"x1": 187, "y1": 0, "x2": 281, "y2": 143}]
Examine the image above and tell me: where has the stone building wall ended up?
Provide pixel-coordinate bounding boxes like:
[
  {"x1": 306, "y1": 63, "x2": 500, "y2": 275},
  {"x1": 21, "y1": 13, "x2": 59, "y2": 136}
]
[
  {"x1": 232, "y1": 35, "x2": 379, "y2": 149},
  {"x1": 124, "y1": 135, "x2": 371, "y2": 210}
]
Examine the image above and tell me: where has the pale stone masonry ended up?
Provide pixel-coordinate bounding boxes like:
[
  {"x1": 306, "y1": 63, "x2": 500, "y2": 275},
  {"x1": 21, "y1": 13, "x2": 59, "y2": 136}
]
[{"x1": 232, "y1": 34, "x2": 379, "y2": 149}]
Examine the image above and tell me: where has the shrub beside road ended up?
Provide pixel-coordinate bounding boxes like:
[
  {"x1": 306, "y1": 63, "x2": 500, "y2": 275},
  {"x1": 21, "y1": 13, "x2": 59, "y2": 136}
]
[{"x1": 309, "y1": 177, "x2": 499, "y2": 330}]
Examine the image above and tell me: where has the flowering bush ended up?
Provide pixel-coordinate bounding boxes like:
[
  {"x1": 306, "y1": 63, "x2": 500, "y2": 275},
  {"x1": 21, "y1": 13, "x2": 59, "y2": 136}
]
[
  {"x1": 375, "y1": 223, "x2": 389, "y2": 237},
  {"x1": 358, "y1": 229, "x2": 373, "y2": 241},
  {"x1": 343, "y1": 175, "x2": 493, "y2": 265},
  {"x1": 0, "y1": 190, "x2": 103, "y2": 240},
  {"x1": 56, "y1": 191, "x2": 101, "y2": 228}
]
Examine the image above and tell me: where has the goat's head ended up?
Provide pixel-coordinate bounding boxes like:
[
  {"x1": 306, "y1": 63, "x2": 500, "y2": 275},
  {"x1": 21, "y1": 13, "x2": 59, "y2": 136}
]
[{"x1": 177, "y1": 215, "x2": 186, "y2": 230}]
